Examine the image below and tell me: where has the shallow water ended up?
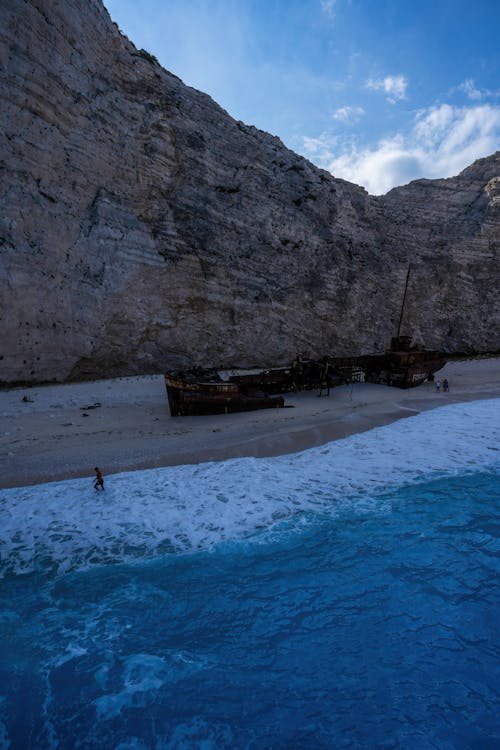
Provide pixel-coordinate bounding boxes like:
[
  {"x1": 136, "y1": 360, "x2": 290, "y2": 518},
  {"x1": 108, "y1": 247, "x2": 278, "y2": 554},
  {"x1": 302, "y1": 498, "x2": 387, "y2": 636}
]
[{"x1": 1, "y1": 401, "x2": 499, "y2": 749}]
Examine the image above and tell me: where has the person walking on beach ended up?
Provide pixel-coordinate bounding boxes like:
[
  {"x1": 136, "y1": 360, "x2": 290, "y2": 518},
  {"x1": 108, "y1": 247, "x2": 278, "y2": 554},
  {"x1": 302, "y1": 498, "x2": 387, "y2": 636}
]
[
  {"x1": 435, "y1": 379, "x2": 441, "y2": 393},
  {"x1": 443, "y1": 378, "x2": 449, "y2": 392},
  {"x1": 94, "y1": 466, "x2": 105, "y2": 491}
]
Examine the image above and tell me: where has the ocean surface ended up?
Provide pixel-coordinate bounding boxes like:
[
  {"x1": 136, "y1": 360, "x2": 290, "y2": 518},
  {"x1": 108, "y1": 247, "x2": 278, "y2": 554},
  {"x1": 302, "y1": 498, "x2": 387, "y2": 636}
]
[{"x1": 1, "y1": 399, "x2": 499, "y2": 749}]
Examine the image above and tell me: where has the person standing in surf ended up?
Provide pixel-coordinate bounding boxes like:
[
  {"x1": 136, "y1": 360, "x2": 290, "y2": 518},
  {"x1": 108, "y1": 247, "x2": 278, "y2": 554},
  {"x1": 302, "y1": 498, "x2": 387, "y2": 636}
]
[{"x1": 94, "y1": 466, "x2": 105, "y2": 491}]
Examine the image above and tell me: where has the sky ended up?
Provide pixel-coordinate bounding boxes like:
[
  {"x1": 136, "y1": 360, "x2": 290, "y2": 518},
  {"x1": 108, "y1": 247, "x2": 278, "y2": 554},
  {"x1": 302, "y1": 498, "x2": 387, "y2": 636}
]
[{"x1": 103, "y1": 0, "x2": 499, "y2": 194}]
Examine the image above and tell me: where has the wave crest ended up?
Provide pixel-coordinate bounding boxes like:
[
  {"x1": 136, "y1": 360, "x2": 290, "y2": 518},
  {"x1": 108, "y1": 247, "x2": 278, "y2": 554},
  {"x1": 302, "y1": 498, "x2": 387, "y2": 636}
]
[{"x1": 1, "y1": 400, "x2": 499, "y2": 579}]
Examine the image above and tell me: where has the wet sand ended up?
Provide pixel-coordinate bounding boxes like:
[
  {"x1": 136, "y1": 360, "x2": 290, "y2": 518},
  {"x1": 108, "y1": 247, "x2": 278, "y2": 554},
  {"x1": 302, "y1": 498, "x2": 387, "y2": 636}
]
[{"x1": 1, "y1": 358, "x2": 499, "y2": 489}]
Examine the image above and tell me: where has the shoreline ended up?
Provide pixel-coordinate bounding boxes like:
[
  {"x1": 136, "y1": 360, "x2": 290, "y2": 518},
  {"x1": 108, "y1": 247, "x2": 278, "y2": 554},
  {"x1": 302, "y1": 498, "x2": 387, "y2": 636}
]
[{"x1": 1, "y1": 358, "x2": 499, "y2": 490}]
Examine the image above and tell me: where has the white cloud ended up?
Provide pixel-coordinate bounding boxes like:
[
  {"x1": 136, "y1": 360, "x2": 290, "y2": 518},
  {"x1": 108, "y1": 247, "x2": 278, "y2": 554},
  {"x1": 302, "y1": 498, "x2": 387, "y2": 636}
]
[
  {"x1": 366, "y1": 74, "x2": 408, "y2": 103},
  {"x1": 458, "y1": 78, "x2": 483, "y2": 101},
  {"x1": 300, "y1": 103, "x2": 500, "y2": 194},
  {"x1": 332, "y1": 105, "x2": 365, "y2": 123},
  {"x1": 320, "y1": 0, "x2": 337, "y2": 16},
  {"x1": 455, "y1": 78, "x2": 500, "y2": 101},
  {"x1": 301, "y1": 134, "x2": 340, "y2": 164}
]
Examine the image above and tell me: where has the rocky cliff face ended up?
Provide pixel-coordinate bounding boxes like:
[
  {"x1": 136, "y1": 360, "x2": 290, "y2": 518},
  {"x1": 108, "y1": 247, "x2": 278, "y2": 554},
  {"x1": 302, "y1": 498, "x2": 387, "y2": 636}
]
[{"x1": 1, "y1": 0, "x2": 498, "y2": 384}]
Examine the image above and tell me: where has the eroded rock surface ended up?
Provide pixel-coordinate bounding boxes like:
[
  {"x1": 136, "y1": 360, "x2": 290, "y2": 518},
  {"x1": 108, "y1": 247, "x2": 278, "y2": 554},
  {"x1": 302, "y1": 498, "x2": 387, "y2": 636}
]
[{"x1": 1, "y1": 0, "x2": 498, "y2": 383}]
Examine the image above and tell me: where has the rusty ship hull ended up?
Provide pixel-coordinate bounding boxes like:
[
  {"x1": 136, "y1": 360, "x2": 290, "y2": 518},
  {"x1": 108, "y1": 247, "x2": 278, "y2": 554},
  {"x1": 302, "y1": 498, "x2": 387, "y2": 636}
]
[{"x1": 165, "y1": 371, "x2": 285, "y2": 417}]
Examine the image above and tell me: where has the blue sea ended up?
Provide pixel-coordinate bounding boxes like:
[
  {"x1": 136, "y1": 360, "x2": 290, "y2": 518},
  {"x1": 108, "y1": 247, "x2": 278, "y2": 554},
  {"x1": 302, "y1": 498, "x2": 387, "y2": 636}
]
[{"x1": 1, "y1": 400, "x2": 499, "y2": 749}]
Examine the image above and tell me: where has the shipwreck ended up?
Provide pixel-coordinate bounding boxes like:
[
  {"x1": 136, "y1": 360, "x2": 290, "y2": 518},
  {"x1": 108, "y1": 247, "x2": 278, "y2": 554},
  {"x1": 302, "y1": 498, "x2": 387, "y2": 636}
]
[{"x1": 165, "y1": 268, "x2": 446, "y2": 416}]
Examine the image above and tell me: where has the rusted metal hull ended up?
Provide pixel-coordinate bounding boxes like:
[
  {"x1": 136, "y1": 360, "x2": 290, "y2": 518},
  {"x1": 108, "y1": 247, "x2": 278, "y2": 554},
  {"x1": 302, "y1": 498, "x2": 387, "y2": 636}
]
[
  {"x1": 227, "y1": 361, "x2": 344, "y2": 393},
  {"x1": 362, "y1": 351, "x2": 446, "y2": 387},
  {"x1": 325, "y1": 351, "x2": 445, "y2": 388},
  {"x1": 165, "y1": 336, "x2": 446, "y2": 416},
  {"x1": 361, "y1": 336, "x2": 446, "y2": 388},
  {"x1": 229, "y1": 367, "x2": 294, "y2": 393},
  {"x1": 320, "y1": 335, "x2": 445, "y2": 389},
  {"x1": 165, "y1": 372, "x2": 285, "y2": 417}
]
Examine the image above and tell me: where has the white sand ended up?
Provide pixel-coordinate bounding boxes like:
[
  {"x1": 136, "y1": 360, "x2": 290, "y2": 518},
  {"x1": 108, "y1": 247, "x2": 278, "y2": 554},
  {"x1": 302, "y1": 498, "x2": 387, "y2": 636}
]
[{"x1": 1, "y1": 358, "x2": 499, "y2": 489}]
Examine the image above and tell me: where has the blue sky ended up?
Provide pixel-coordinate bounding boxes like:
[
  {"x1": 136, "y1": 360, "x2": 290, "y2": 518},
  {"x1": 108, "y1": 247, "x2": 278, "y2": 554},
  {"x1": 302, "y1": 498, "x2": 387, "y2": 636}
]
[{"x1": 103, "y1": 0, "x2": 499, "y2": 194}]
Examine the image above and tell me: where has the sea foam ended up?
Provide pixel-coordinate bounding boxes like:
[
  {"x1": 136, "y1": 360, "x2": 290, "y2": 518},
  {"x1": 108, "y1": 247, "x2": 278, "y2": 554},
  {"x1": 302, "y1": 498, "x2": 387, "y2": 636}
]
[{"x1": 1, "y1": 399, "x2": 499, "y2": 578}]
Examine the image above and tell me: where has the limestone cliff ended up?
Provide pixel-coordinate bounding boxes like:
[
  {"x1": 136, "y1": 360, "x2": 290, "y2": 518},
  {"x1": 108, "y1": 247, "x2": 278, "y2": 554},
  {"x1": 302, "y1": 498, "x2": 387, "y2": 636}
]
[{"x1": 0, "y1": 0, "x2": 498, "y2": 384}]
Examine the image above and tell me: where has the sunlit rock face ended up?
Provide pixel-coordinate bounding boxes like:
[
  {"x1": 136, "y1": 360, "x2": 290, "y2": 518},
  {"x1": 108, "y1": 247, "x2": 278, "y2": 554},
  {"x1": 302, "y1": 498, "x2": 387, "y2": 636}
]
[{"x1": 0, "y1": 0, "x2": 498, "y2": 383}]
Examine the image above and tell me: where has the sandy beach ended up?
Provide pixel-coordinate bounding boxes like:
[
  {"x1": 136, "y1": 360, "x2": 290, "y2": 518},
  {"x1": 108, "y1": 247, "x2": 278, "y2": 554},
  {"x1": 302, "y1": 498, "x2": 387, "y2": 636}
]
[{"x1": 1, "y1": 358, "x2": 499, "y2": 489}]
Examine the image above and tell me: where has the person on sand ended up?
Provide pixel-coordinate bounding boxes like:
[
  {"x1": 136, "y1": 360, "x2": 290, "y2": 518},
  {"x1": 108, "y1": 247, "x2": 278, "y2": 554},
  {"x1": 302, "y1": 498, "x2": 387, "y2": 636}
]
[
  {"x1": 94, "y1": 466, "x2": 105, "y2": 491},
  {"x1": 443, "y1": 378, "x2": 449, "y2": 392},
  {"x1": 435, "y1": 379, "x2": 441, "y2": 393}
]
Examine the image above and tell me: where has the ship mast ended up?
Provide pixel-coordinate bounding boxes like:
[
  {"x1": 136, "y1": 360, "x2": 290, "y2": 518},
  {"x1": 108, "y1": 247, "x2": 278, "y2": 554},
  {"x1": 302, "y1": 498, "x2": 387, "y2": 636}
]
[{"x1": 397, "y1": 265, "x2": 411, "y2": 337}]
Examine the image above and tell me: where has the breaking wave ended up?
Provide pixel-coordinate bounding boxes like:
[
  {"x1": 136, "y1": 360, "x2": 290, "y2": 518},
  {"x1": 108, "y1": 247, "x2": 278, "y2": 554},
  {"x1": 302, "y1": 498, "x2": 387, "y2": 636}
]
[{"x1": 1, "y1": 399, "x2": 499, "y2": 579}]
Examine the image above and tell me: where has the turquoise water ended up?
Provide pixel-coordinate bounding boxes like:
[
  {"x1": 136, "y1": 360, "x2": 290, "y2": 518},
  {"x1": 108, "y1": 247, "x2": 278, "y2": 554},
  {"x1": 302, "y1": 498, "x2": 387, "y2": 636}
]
[{"x1": 1, "y1": 470, "x2": 499, "y2": 749}]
